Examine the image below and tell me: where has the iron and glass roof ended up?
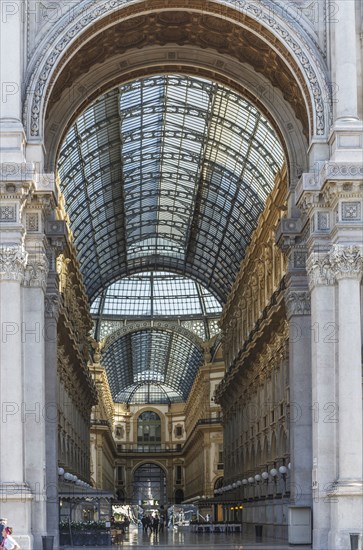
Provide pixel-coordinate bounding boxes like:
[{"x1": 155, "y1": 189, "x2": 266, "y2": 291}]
[
  {"x1": 58, "y1": 74, "x2": 284, "y2": 304},
  {"x1": 91, "y1": 271, "x2": 221, "y2": 317},
  {"x1": 102, "y1": 329, "x2": 203, "y2": 403}
]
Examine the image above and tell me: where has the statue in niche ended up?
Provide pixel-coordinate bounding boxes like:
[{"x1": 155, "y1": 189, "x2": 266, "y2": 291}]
[
  {"x1": 115, "y1": 426, "x2": 124, "y2": 438},
  {"x1": 89, "y1": 338, "x2": 102, "y2": 362}
]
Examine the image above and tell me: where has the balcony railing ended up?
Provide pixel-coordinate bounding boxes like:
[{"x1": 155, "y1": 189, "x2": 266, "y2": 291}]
[{"x1": 116, "y1": 445, "x2": 183, "y2": 453}]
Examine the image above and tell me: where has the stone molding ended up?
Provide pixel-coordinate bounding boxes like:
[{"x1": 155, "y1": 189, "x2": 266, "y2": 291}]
[
  {"x1": 90, "y1": 363, "x2": 115, "y2": 424},
  {"x1": 329, "y1": 245, "x2": 363, "y2": 281},
  {"x1": 285, "y1": 290, "x2": 311, "y2": 318},
  {"x1": 0, "y1": 162, "x2": 35, "y2": 183},
  {"x1": 0, "y1": 245, "x2": 28, "y2": 282},
  {"x1": 296, "y1": 163, "x2": 363, "y2": 213}
]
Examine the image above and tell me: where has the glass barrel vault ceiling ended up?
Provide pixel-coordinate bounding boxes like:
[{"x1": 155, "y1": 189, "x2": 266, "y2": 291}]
[
  {"x1": 91, "y1": 271, "x2": 222, "y2": 341},
  {"x1": 91, "y1": 272, "x2": 221, "y2": 317},
  {"x1": 57, "y1": 74, "x2": 285, "y2": 305},
  {"x1": 102, "y1": 329, "x2": 204, "y2": 404}
]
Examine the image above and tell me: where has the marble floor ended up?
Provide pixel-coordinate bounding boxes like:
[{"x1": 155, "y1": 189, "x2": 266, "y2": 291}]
[{"x1": 63, "y1": 526, "x2": 312, "y2": 549}]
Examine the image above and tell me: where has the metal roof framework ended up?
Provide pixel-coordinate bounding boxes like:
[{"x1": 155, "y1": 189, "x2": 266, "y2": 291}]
[
  {"x1": 58, "y1": 74, "x2": 284, "y2": 304},
  {"x1": 102, "y1": 328, "x2": 204, "y2": 403},
  {"x1": 91, "y1": 271, "x2": 222, "y2": 342},
  {"x1": 57, "y1": 74, "x2": 284, "y2": 403}
]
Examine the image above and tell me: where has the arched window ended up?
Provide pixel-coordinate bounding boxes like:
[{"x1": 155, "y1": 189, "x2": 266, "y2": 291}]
[
  {"x1": 137, "y1": 411, "x2": 161, "y2": 450},
  {"x1": 133, "y1": 463, "x2": 166, "y2": 506}
]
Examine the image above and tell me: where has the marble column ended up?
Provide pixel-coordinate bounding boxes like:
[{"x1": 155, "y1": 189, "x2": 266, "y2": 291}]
[
  {"x1": 0, "y1": 0, "x2": 25, "y2": 163},
  {"x1": 328, "y1": 245, "x2": 363, "y2": 550},
  {"x1": 285, "y1": 284, "x2": 312, "y2": 510},
  {"x1": 22, "y1": 240, "x2": 49, "y2": 550},
  {"x1": 44, "y1": 281, "x2": 60, "y2": 548},
  {"x1": 333, "y1": 0, "x2": 358, "y2": 121},
  {"x1": 0, "y1": 244, "x2": 33, "y2": 549},
  {"x1": 43, "y1": 219, "x2": 66, "y2": 549},
  {"x1": 329, "y1": 0, "x2": 363, "y2": 165},
  {"x1": 306, "y1": 252, "x2": 337, "y2": 550}
]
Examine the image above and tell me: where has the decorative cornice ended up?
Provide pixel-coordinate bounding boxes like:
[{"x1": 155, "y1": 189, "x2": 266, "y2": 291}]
[
  {"x1": 296, "y1": 164, "x2": 363, "y2": 211},
  {"x1": 329, "y1": 245, "x2": 363, "y2": 281},
  {"x1": 285, "y1": 290, "x2": 311, "y2": 318},
  {"x1": 0, "y1": 245, "x2": 28, "y2": 282},
  {"x1": 306, "y1": 251, "x2": 335, "y2": 290}
]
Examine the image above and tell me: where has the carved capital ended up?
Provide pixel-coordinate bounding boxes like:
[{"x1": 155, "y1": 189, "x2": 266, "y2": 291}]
[
  {"x1": 0, "y1": 245, "x2": 27, "y2": 282},
  {"x1": 45, "y1": 294, "x2": 60, "y2": 319},
  {"x1": 329, "y1": 245, "x2": 363, "y2": 281},
  {"x1": 285, "y1": 290, "x2": 311, "y2": 319},
  {"x1": 306, "y1": 252, "x2": 336, "y2": 290},
  {"x1": 23, "y1": 254, "x2": 49, "y2": 291}
]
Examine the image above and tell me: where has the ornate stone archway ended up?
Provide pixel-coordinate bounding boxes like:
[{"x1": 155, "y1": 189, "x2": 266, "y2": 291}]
[
  {"x1": 23, "y1": 0, "x2": 332, "y2": 181},
  {"x1": 1, "y1": 2, "x2": 362, "y2": 549}
]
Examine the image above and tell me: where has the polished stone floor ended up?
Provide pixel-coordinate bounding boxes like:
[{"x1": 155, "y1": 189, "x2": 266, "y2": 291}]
[{"x1": 64, "y1": 526, "x2": 312, "y2": 549}]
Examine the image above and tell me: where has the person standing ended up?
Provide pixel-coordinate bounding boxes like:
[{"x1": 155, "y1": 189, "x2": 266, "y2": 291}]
[
  {"x1": 0, "y1": 519, "x2": 7, "y2": 548},
  {"x1": 159, "y1": 515, "x2": 165, "y2": 533},
  {"x1": 3, "y1": 527, "x2": 20, "y2": 550},
  {"x1": 152, "y1": 514, "x2": 159, "y2": 536}
]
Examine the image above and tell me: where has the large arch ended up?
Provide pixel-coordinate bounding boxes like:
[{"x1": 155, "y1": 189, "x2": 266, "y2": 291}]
[
  {"x1": 1, "y1": 2, "x2": 362, "y2": 549},
  {"x1": 24, "y1": 0, "x2": 330, "y2": 179}
]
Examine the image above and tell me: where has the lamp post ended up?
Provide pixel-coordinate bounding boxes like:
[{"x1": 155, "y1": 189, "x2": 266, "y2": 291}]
[{"x1": 279, "y1": 465, "x2": 288, "y2": 495}]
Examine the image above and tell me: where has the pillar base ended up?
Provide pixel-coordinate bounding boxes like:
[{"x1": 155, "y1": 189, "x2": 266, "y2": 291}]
[
  {"x1": 327, "y1": 480, "x2": 363, "y2": 550},
  {"x1": 329, "y1": 120, "x2": 363, "y2": 163},
  {"x1": 0, "y1": 484, "x2": 34, "y2": 550}
]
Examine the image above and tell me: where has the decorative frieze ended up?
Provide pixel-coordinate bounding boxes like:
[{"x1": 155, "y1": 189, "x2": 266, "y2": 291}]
[
  {"x1": 26, "y1": 212, "x2": 40, "y2": 232},
  {"x1": 0, "y1": 205, "x2": 17, "y2": 222},
  {"x1": 293, "y1": 249, "x2": 307, "y2": 269},
  {"x1": 317, "y1": 211, "x2": 330, "y2": 231},
  {"x1": 329, "y1": 245, "x2": 363, "y2": 281},
  {"x1": 341, "y1": 202, "x2": 361, "y2": 221},
  {"x1": 0, "y1": 245, "x2": 27, "y2": 282}
]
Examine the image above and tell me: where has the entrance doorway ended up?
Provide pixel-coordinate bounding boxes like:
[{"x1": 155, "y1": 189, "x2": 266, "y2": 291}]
[{"x1": 132, "y1": 463, "x2": 166, "y2": 507}]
